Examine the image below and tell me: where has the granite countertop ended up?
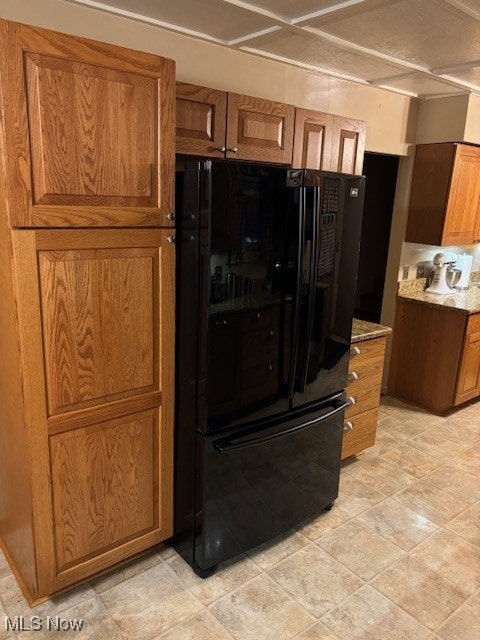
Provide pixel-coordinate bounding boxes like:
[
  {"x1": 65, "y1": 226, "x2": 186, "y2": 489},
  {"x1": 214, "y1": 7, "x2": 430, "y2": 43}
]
[
  {"x1": 397, "y1": 277, "x2": 480, "y2": 314},
  {"x1": 351, "y1": 319, "x2": 392, "y2": 343}
]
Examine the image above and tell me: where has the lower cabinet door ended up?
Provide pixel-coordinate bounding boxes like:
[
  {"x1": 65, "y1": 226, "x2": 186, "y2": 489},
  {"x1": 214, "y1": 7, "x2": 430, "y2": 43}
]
[
  {"x1": 50, "y1": 409, "x2": 164, "y2": 574},
  {"x1": 455, "y1": 327, "x2": 480, "y2": 405},
  {"x1": 23, "y1": 228, "x2": 174, "y2": 595}
]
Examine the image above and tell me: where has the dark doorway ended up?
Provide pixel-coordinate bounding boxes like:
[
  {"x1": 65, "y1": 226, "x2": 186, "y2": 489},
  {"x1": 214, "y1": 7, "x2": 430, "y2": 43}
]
[{"x1": 354, "y1": 153, "x2": 399, "y2": 323}]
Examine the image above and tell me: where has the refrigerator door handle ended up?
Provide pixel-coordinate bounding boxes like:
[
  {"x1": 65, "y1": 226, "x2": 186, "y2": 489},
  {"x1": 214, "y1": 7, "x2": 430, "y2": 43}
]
[
  {"x1": 299, "y1": 186, "x2": 320, "y2": 394},
  {"x1": 213, "y1": 399, "x2": 347, "y2": 453},
  {"x1": 287, "y1": 186, "x2": 305, "y2": 399}
]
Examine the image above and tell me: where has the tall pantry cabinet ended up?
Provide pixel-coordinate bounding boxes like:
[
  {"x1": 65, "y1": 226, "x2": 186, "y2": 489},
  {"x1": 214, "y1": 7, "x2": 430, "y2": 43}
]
[{"x1": 0, "y1": 20, "x2": 175, "y2": 601}]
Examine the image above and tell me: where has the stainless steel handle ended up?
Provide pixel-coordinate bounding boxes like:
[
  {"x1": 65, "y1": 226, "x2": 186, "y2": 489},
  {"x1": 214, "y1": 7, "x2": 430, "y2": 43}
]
[
  {"x1": 167, "y1": 212, "x2": 175, "y2": 221},
  {"x1": 214, "y1": 146, "x2": 226, "y2": 152},
  {"x1": 346, "y1": 396, "x2": 356, "y2": 406},
  {"x1": 269, "y1": 329, "x2": 275, "y2": 337},
  {"x1": 167, "y1": 235, "x2": 176, "y2": 244},
  {"x1": 256, "y1": 313, "x2": 261, "y2": 319},
  {"x1": 350, "y1": 346, "x2": 361, "y2": 356},
  {"x1": 343, "y1": 422, "x2": 354, "y2": 432},
  {"x1": 347, "y1": 371, "x2": 359, "y2": 381},
  {"x1": 266, "y1": 363, "x2": 274, "y2": 372},
  {"x1": 227, "y1": 147, "x2": 238, "y2": 153}
]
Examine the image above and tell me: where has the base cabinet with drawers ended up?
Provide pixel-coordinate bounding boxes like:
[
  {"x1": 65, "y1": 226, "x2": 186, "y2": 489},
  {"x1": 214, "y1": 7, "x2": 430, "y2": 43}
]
[{"x1": 342, "y1": 335, "x2": 387, "y2": 459}]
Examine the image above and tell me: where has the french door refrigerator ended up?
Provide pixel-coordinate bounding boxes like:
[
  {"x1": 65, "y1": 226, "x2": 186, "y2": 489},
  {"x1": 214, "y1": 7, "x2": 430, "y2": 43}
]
[{"x1": 173, "y1": 158, "x2": 364, "y2": 577}]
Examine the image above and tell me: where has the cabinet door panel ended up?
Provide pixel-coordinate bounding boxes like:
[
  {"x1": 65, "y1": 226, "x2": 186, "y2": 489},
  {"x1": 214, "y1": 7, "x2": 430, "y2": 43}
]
[
  {"x1": 443, "y1": 146, "x2": 480, "y2": 245},
  {"x1": 331, "y1": 116, "x2": 366, "y2": 175},
  {"x1": 39, "y1": 248, "x2": 157, "y2": 416},
  {"x1": 455, "y1": 330, "x2": 480, "y2": 405},
  {"x1": 226, "y1": 93, "x2": 294, "y2": 164},
  {"x1": 176, "y1": 82, "x2": 227, "y2": 157},
  {"x1": 50, "y1": 410, "x2": 158, "y2": 572},
  {"x1": 33, "y1": 228, "x2": 174, "y2": 593},
  {"x1": 26, "y1": 54, "x2": 156, "y2": 207},
  {"x1": 0, "y1": 20, "x2": 175, "y2": 228},
  {"x1": 292, "y1": 108, "x2": 334, "y2": 170}
]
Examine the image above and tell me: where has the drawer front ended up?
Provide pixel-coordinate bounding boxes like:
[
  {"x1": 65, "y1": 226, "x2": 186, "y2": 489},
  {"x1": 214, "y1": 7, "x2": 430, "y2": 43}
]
[
  {"x1": 341, "y1": 408, "x2": 378, "y2": 460},
  {"x1": 348, "y1": 350, "x2": 385, "y2": 379},
  {"x1": 349, "y1": 336, "x2": 386, "y2": 371},
  {"x1": 242, "y1": 326, "x2": 278, "y2": 370},
  {"x1": 242, "y1": 306, "x2": 279, "y2": 332},
  {"x1": 241, "y1": 360, "x2": 278, "y2": 405},
  {"x1": 345, "y1": 384, "x2": 381, "y2": 419},
  {"x1": 347, "y1": 366, "x2": 383, "y2": 395}
]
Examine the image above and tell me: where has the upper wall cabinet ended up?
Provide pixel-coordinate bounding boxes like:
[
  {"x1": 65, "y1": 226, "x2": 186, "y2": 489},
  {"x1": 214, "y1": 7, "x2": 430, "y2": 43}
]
[
  {"x1": 176, "y1": 82, "x2": 227, "y2": 158},
  {"x1": 406, "y1": 143, "x2": 480, "y2": 246},
  {"x1": 292, "y1": 108, "x2": 334, "y2": 171},
  {"x1": 331, "y1": 116, "x2": 366, "y2": 175},
  {"x1": 176, "y1": 82, "x2": 295, "y2": 164},
  {"x1": 0, "y1": 20, "x2": 175, "y2": 228},
  {"x1": 281, "y1": 108, "x2": 365, "y2": 174}
]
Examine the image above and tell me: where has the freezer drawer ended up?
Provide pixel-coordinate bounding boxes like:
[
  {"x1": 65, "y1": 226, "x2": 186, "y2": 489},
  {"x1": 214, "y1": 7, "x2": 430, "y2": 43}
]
[{"x1": 193, "y1": 394, "x2": 346, "y2": 571}]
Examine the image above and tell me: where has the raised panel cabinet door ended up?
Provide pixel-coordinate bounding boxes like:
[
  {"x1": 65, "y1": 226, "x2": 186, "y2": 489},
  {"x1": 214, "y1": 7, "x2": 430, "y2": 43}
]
[
  {"x1": 0, "y1": 19, "x2": 175, "y2": 228},
  {"x1": 176, "y1": 82, "x2": 227, "y2": 157},
  {"x1": 292, "y1": 108, "x2": 334, "y2": 170},
  {"x1": 27, "y1": 228, "x2": 174, "y2": 593},
  {"x1": 455, "y1": 330, "x2": 480, "y2": 405},
  {"x1": 443, "y1": 145, "x2": 480, "y2": 245},
  {"x1": 405, "y1": 143, "x2": 456, "y2": 245},
  {"x1": 50, "y1": 410, "x2": 159, "y2": 573},
  {"x1": 331, "y1": 116, "x2": 366, "y2": 175},
  {"x1": 226, "y1": 93, "x2": 295, "y2": 164}
]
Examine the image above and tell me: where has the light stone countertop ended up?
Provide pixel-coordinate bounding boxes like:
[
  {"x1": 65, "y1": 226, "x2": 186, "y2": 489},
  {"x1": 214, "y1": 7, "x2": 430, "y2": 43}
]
[
  {"x1": 397, "y1": 286, "x2": 480, "y2": 315},
  {"x1": 351, "y1": 319, "x2": 392, "y2": 343}
]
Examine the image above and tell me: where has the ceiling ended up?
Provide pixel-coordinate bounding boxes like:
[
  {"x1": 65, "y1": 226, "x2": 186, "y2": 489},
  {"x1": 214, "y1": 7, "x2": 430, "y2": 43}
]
[{"x1": 68, "y1": 0, "x2": 480, "y2": 99}]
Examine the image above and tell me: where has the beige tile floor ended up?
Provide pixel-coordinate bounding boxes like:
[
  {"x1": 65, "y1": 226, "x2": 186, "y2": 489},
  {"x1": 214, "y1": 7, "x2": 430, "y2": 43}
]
[{"x1": 1, "y1": 396, "x2": 479, "y2": 640}]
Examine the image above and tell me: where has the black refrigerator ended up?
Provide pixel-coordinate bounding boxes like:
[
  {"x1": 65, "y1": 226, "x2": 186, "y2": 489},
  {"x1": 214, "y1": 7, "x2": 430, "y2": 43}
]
[{"x1": 173, "y1": 157, "x2": 364, "y2": 577}]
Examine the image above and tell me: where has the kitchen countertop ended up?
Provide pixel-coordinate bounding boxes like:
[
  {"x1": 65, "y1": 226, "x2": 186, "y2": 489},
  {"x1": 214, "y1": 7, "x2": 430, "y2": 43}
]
[
  {"x1": 351, "y1": 319, "x2": 392, "y2": 343},
  {"x1": 397, "y1": 286, "x2": 480, "y2": 315}
]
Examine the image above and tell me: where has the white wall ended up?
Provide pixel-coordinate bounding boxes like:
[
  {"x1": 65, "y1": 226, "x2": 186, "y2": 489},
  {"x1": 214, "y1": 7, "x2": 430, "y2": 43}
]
[
  {"x1": 398, "y1": 242, "x2": 480, "y2": 281},
  {"x1": 415, "y1": 95, "x2": 469, "y2": 144}
]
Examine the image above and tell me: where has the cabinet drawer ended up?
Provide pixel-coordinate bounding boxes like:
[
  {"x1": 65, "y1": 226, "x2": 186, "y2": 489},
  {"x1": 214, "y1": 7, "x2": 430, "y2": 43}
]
[
  {"x1": 349, "y1": 337, "x2": 386, "y2": 369},
  {"x1": 345, "y1": 384, "x2": 381, "y2": 419},
  {"x1": 341, "y1": 408, "x2": 378, "y2": 460},
  {"x1": 241, "y1": 360, "x2": 277, "y2": 405},
  {"x1": 242, "y1": 306, "x2": 279, "y2": 332},
  {"x1": 242, "y1": 326, "x2": 278, "y2": 370},
  {"x1": 347, "y1": 368, "x2": 383, "y2": 397},
  {"x1": 350, "y1": 336, "x2": 386, "y2": 361}
]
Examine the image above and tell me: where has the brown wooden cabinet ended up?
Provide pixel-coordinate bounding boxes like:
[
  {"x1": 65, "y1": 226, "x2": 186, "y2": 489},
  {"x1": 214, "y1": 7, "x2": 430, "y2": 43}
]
[
  {"x1": 0, "y1": 20, "x2": 175, "y2": 602},
  {"x1": 292, "y1": 110, "x2": 365, "y2": 174},
  {"x1": 176, "y1": 82, "x2": 227, "y2": 158},
  {"x1": 1, "y1": 20, "x2": 175, "y2": 229},
  {"x1": 292, "y1": 108, "x2": 334, "y2": 170},
  {"x1": 331, "y1": 116, "x2": 366, "y2": 175},
  {"x1": 455, "y1": 314, "x2": 480, "y2": 405},
  {"x1": 176, "y1": 82, "x2": 295, "y2": 164},
  {"x1": 389, "y1": 298, "x2": 480, "y2": 414},
  {"x1": 342, "y1": 336, "x2": 387, "y2": 459},
  {"x1": 406, "y1": 143, "x2": 480, "y2": 246}
]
